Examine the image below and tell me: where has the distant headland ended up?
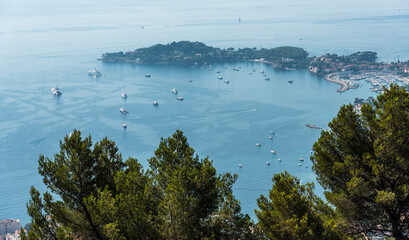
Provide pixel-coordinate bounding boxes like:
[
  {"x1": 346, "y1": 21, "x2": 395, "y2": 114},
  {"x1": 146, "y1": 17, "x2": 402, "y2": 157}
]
[{"x1": 100, "y1": 41, "x2": 409, "y2": 92}]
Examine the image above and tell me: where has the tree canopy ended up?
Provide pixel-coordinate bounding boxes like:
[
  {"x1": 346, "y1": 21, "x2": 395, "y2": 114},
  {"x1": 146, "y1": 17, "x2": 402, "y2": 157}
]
[
  {"x1": 312, "y1": 85, "x2": 409, "y2": 239},
  {"x1": 255, "y1": 171, "x2": 343, "y2": 240},
  {"x1": 23, "y1": 130, "x2": 256, "y2": 240}
]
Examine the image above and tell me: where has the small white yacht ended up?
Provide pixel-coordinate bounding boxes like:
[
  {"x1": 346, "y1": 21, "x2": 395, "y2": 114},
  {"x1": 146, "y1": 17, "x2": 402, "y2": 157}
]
[
  {"x1": 217, "y1": 76, "x2": 223, "y2": 80},
  {"x1": 270, "y1": 131, "x2": 275, "y2": 135},
  {"x1": 88, "y1": 68, "x2": 102, "y2": 77},
  {"x1": 256, "y1": 143, "x2": 261, "y2": 147},
  {"x1": 238, "y1": 163, "x2": 242, "y2": 168},
  {"x1": 119, "y1": 107, "x2": 129, "y2": 114},
  {"x1": 278, "y1": 158, "x2": 282, "y2": 161},
  {"x1": 268, "y1": 136, "x2": 273, "y2": 139},
  {"x1": 153, "y1": 101, "x2": 159, "y2": 106},
  {"x1": 171, "y1": 88, "x2": 178, "y2": 94},
  {"x1": 145, "y1": 74, "x2": 151, "y2": 77},
  {"x1": 299, "y1": 158, "x2": 304, "y2": 161},
  {"x1": 266, "y1": 161, "x2": 270, "y2": 165},
  {"x1": 260, "y1": 70, "x2": 265, "y2": 73},
  {"x1": 51, "y1": 87, "x2": 62, "y2": 96},
  {"x1": 121, "y1": 92, "x2": 127, "y2": 98},
  {"x1": 224, "y1": 80, "x2": 230, "y2": 84},
  {"x1": 298, "y1": 163, "x2": 302, "y2": 166},
  {"x1": 270, "y1": 150, "x2": 276, "y2": 154},
  {"x1": 122, "y1": 123, "x2": 127, "y2": 128},
  {"x1": 177, "y1": 97, "x2": 184, "y2": 101}
]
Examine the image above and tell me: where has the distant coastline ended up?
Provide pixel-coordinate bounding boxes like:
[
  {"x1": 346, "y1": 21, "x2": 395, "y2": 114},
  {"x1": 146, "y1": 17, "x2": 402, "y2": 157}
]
[{"x1": 100, "y1": 41, "x2": 409, "y2": 92}]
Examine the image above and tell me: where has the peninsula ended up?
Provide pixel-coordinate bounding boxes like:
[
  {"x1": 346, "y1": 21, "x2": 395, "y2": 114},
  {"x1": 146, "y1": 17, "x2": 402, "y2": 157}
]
[{"x1": 100, "y1": 41, "x2": 409, "y2": 92}]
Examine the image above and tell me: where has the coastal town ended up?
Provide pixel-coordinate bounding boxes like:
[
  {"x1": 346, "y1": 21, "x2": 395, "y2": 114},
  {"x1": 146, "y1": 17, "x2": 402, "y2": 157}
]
[{"x1": 0, "y1": 219, "x2": 23, "y2": 240}]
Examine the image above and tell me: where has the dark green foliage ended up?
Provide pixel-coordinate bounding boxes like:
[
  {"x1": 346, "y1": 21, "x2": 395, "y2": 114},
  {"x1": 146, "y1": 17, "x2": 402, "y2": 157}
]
[
  {"x1": 312, "y1": 85, "x2": 409, "y2": 239},
  {"x1": 255, "y1": 171, "x2": 343, "y2": 240},
  {"x1": 101, "y1": 41, "x2": 309, "y2": 69},
  {"x1": 25, "y1": 129, "x2": 256, "y2": 240}
]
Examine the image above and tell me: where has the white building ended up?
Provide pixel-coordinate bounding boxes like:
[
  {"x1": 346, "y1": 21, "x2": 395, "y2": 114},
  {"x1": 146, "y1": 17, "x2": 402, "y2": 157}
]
[{"x1": 0, "y1": 220, "x2": 21, "y2": 235}]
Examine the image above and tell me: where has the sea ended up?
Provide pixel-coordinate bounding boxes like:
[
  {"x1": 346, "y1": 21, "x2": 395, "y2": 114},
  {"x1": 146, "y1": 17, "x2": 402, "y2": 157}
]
[{"x1": 1, "y1": 0, "x2": 409, "y2": 224}]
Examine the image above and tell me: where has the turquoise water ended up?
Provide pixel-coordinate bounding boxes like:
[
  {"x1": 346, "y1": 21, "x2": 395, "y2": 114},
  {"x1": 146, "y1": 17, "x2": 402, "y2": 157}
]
[{"x1": 1, "y1": 0, "x2": 408, "y2": 223}]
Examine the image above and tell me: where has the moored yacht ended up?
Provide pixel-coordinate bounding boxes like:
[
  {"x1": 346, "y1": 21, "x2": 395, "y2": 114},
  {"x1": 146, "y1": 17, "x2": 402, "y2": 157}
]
[
  {"x1": 153, "y1": 101, "x2": 159, "y2": 106},
  {"x1": 270, "y1": 150, "x2": 276, "y2": 154},
  {"x1": 121, "y1": 92, "x2": 127, "y2": 98},
  {"x1": 299, "y1": 158, "x2": 304, "y2": 161},
  {"x1": 177, "y1": 97, "x2": 184, "y2": 101},
  {"x1": 51, "y1": 87, "x2": 62, "y2": 96},
  {"x1": 120, "y1": 107, "x2": 129, "y2": 114},
  {"x1": 145, "y1": 74, "x2": 151, "y2": 77},
  {"x1": 171, "y1": 88, "x2": 178, "y2": 94},
  {"x1": 256, "y1": 143, "x2": 261, "y2": 147},
  {"x1": 217, "y1": 76, "x2": 223, "y2": 79},
  {"x1": 88, "y1": 68, "x2": 102, "y2": 77},
  {"x1": 122, "y1": 123, "x2": 127, "y2": 128},
  {"x1": 224, "y1": 80, "x2": 230, "y2": 84},
  {"x1": 288, "y1": 80, "x2": 294, "y2": 83}
]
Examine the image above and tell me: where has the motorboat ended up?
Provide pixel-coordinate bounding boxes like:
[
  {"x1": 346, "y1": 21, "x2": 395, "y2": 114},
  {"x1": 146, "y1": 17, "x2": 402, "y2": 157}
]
[
  {"x1": 270, "y1": 150, "x2": 276, "y2": 154},
  {"x1": 188, "y1": 79, "x2": 193, "y2": 82},
  {"x1": 270, "y1": 131, "x2": 275, "y2": 134},
  {"x1": 88, "y1": 68, "x2": 102, "y2": 77},
  {"x1": 145, "y1": 74, "x2": 151, "y2": 77},
  {"x1": 51, "y1": 87, "x2": 62, "y2": 96},
  {"x1": 238, "y1": 164, "x2": 242, "y2": 168},
  {"x1": 121, "y1": 92, "x2": 127, "y2": 98},
  {"x1": 177, "y1": 97, "x2": 184, "y2": 101},
  {"x1": 216, "y1": 70, "x2": 221, "y2": 73},
  {"x1": 120, "y1": 107, "x2": 129, "y2": 114},
  {"x1": 265, "y1": 77, "x2": 270, "y2": 80},
  {"x1": 299, "y1": 158, "x2": 304, "y2": 161},
  {"x1": 224, "y1": 80, "x2": 230, "y2": 84},
  {"x1": 278, "y1": 158, "x2": 282, "y2": 161},
  {"x1": 217, "y1": 76, "x2": 223, "y2": 80},
  {"x1": 268, "y1": 136, "x2": 273, "y2": 139},
  {"x1": 171, "y1": 88, "x2": 178, "y2": 94},
  {"x1": 122, "y1": 123, "x2": 127, "y2": 128},
  {"x1": 298, "y1": 163, "x2": 302, "y2": 166},
  {"x1": 260, "y1": 70, "x2": 265, "y2": 73},
  {"x1": 153, "y1": 101, "x2": 159, "y2": 106},
  {"x1": 266, "y1": 162, "x2": 270, "y2": 165},
  {"x1": 256, "y1": 143, "x2": 261, "y2": 147},
  {"x1": 288, "y1": 80, "x2": 294, "y2": 83},
  {"x1": 310, "y1": 150, "x2": 313, "y2": 154}
]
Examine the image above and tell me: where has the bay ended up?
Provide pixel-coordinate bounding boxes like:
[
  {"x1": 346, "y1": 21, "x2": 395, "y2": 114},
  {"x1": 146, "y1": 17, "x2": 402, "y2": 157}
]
[{"x1": 0, "y1": 0, "x2": 408, "y2": 223}]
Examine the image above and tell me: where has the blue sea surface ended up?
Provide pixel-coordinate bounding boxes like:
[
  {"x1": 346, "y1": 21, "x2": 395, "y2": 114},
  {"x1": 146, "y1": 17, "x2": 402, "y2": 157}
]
[{"x1": 0, "y1": 0, "x2": 408, "y2": 223}]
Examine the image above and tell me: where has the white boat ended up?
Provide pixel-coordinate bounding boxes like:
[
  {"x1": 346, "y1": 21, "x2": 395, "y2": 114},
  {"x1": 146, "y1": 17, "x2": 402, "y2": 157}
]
[
  {"x1": 310, "y1": 150, "x2": 313, "y2": 154},
  {"x1": 298, "y1": 163, "x2": 302, "y2": 166},
  {"x1": 122, "y1": 123, "x2": 127, "y2": 128},
  {"x1": 177, "y1": 97, "x2": 184, "y2": 101},
  {"x1": 119, "y1": 107, "x2": 129, "y2": 114},
  {"x1": 51, "y1": 87, "x2": 62, "y2": 96},
  {"x1": 153, "y1": 101, "x2": 159, "y2": 106},
  {"x1": 270, "y1": 150, "x2": 276, "y2": 154},
  {"x1": 278, "y1": 158, "x2": 282, "y2": 161},
  {"x1": 268, "y1": 136, "x2": 273, "y2": 139},
  {"x1": 224, "y1": 80, "x2": 230, "y2": 84},
  {"x1": 270, "y1": 131, "x2": 275, "y2": 134},
  {"x1": 145, "y1": 74, "x2": 151, "y2": 77},
  {"x1": 238, "y1": 163, "x2": 242, "y2": 168},
  {"x1": 171, "y1": 88, "x2": 178, "y2": 94},
  {"x1": 88, "y1": 68, "x2": 102, "y2": 77},
  {"x1": 299, "y1": 158, "x2": 304, "y2": 161},
  {"x1": 256, "y1": 143, "x2": 261, "y2": 147},
  {"x1": 260, "y1": 70, "x2": 264, "y2": 73},
  {"x1": 217, "y1": 76, "x2": 223, "y2": 79},
  {"x1": 121, "y1": 92, "x2": 127, "y2": 98},
  {"x1": 266, "y1": 162, "x2": 270, "y2": 165}
]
